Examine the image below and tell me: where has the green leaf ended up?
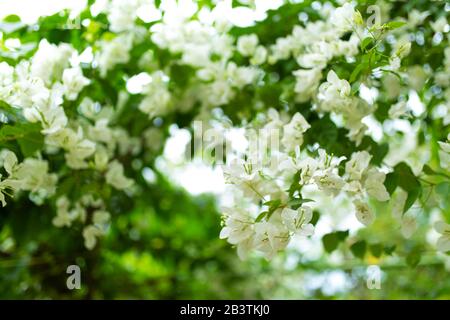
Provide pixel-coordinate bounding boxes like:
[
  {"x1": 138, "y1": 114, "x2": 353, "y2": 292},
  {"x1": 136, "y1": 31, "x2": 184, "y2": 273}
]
[
  {"x1": 263, "y1": 199, "x2": 282, "y2": 220},
  {"x1": 18, "y1": 135, "x2": 44, "y2": 157},
  {"x1": 371, "y1": 143, "x2": 389, "y2": 166},
  {"x1": 349, "y1": 63, "x2": 365, "y2": 83},
  {"x1": 0, "y1": 123, "x2": 44, "y2": 157},
  {"x1": 310, "y1": 210, "x2": 320, "y2": 226},
  {"x1": 384, "y1": 172, "x2": 398, "y2": 195},
  {"x1": 369, "y1": 243, "x2": 383, "y2": 258},
  {"x1": 423, "y1": 165, "x2": 450, "y2": 179},
  {"x1": 360, "y1": 37, "x2": 373, "y2": 51},
  {"x1": 436, "y1": 182, "x2": 450, "y2": 198},
  {"x1": 383, "y1": 245, "x2": 396, "y2": 256},
  {"x1": 288, "y1": 197, "x2": 314, "y2": 210},
  {"x1": 3, "y1": 14, "x2": 21, "y2": 23},
  {"x1": 394, "y1": 162, "x2": 420, "y2": 192},
  {"x1": 0, "y1": 100, "x2": 24, "y2": 121},
  {"x1": 322, "y1": 233, "x2": 339, "y2": 253},
  {"x1": 255, "y1": 211, "x2": 268, "y2": 222},
  {"x1": 422, "y1": 164, "x2": 436, "y2": 176},
  {"x1": 406, "y1": 249, "x2": 421, "y2": 268},
  {"x1": 403, "y1": 187, "x2": 420, "y2": 213},
  {"x1": 384, "y1": 21, "x2": 407, "y2": 30},
  {"x1": 287, "y1": 170, "x2": 302, "y2": 197},
  {"x1": 350, "y1": 240, "x2": 367, "y2": 259},
  {"x1": 0, "y1": 18, "x2": 25, "y2": 34},
  {"x1": 322, "y1": 230, "x2": 349, "y2": 253},
  {"x1": 263, "y1": 199, "x2": 281, "y2": 207},
  {"x1": 336, "y1": 230, "x2": 349, "y2": 241},
  {"x1": 351, "y1": 80, "x2": 361, "y2": 95},
  {"x1": 390, "y1": 162, "x2": 421, "y2": 213}
]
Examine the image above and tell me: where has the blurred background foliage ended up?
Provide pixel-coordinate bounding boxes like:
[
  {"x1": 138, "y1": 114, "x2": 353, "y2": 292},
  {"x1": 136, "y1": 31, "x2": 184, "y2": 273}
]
[
  {"x1": 1, "y1": 172, "x2": 449, "y2": 299},
  {"x1": 0, "y1": 0, "x2": 449, "y2": 299}
]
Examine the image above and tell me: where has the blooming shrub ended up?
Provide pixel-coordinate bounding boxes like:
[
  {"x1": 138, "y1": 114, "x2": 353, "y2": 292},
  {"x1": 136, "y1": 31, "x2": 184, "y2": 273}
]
[{"x1": 0, "y1": 0, "x2": 449, "y2": 269}]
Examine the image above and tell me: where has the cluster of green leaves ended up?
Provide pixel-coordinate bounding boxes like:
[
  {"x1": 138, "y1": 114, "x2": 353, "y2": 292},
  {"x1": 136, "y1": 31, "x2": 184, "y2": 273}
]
[{"x1": 321, "y1": 229, "x2": 396, "y2": 260}]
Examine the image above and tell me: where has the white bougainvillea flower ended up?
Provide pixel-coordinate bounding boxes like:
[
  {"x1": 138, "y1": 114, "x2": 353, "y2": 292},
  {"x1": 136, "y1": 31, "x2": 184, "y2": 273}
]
[
  {"x1": 220, "y1": 213, "x2": 254, "y2": 245},
  {"x1": 434, "y1": 221, "x2": 450, "y2": 252},
  {"x1": 292, "y1": 68, "x2": 322, "y2": 102},
  {"x1": 408, "y1": 10, "x2": 430, "y2": 27},
  {"x1": 94, "y1": 148, "x2": 110, "y2": 171},
  {"x1": 401, "y1": 214, "x2": 417, "y2": 239},
  {"x1": 0, "y1": 185, "x2": 6, "y2": 207},
  {"x1": 318, "y1": 70, "x2": 352, "y2": 106},
  {"x1": 237, "y1": 34, "x2": 259, "y2": 57},
  {"x1": 253, "y1": 220, "x2": 289, "y2": 260},
  {"x1": 394, "y1": 38, "x2": 412, "y2": 59},
  {"x1": 389, "y1": 100, "x2": 409, "y2": 119},
  {"x1": 12, "y1": 158, "x2": 57, "y2": 197},
  {"x1": 430, "y1": 16, "x2": 449, "y2": 34},
  {"x1": 2, "y1": 150, "x2": 18, "y2": 175},
  {"x1": 297, "y1": 52, "x2": 329, "y2": 69},
  {"x1": 107, "y1": 0, "x2": 142, "y2": 33},
  {"x1": 0, "y1": 150, "x2": 56, "y2": 206},
  {"x1": 343, "y1": 180, "x2": 364, "y2": 196},
  {"x1": 105, "y1": 160, "x2": 134, "y2": 190},
  {"x1": 250, "y1": 45, "x2": 267, "y2": 65},
  {"x1": 0, "y1": 176, "x2": 15, "y2": 207},
  {"x1": 314, "y1": 170, "x2": 346, "y2": 196},
  {"x1": 30, "y1": 39, "x2": 73, "y2": 84},
  {"x1": 345, "y1": 151, "x2": 372, "y2": 181},
  {"x1": 392, "y1": 188, "x2": 408, "y2": 221},
  {"x1": 82, "y1": 225, "x2": 104, "y2": 250},
  {"x1": 281, "y1": 206, "x2": 314, "y2": 236},
  {"x1": 65, "y1": 135, "x2": 96, "y2": 169},
  {"x1": 219, "y1": 208, "x2": 257, "y2": 261},
  {"x1": 62, "y1": 67, "x2": 90, "y2": 101},
  {"x1": 281, "y1": 112, "x2": 311, "y2": 153},
  {"x1": 0, "y1": 61, "x2": 14, "y2": 88},
  {"x1": 52, "y1": 197, "x2": 75, "y2": 228},
  {"x1": 138, "y1": 71, "x2": 171, "y2": 119},
  {"x1": 438, "y1": 134, "x2": 450, "y2": 153},
  {"x1": 330, "y1": 3, "x2": 357, "y2": 32},
  {"x1": 97, "y1": 34, "x2": 133, "y2": 77},
  {"x1": 354, "y1": 199, "x2": 375, "y2": 226},
  {"x1": 364, "y1": 168, "x2": 390, "y2": 202},
  {"x1": 317, "y1": 148, "x2": 347, "y2": 170}
]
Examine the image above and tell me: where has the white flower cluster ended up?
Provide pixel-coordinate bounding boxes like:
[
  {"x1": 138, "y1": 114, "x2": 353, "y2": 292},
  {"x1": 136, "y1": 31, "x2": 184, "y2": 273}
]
[
  {"x1": 0, "y1": 0, "x2": 448, "y2": 258},
  {"x1": 138, "y1": 71, "x2": 171, "y2": 118},
  {"x1": 53, "y1": 194, "x2": 110, "y2": 249},
  {"x1": 219, "y1": 108, "x2": 390, "y2": 259},
  {"x1": 268, "y1": 3, "x2": 360, "y2": 100},
  {"x1": 150, "y1": 4, "x2": 261, "y2": 110},
  {"x1": 0, "y1": 37, "x2": 137, "y2": 248},
  {"x1": 97, "y1": 33, "x2": 134, "y2": 77},
  {"x1": 0, "y1": 150, "x2": 57, "y2": 206},
  {"x1": 317, "y1": 70, "x2": 373, "y2": 144}
]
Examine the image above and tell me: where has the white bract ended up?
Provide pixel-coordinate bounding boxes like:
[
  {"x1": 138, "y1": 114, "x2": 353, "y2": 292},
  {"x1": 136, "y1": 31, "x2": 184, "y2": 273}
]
[{"x1": 435, "y1": 221, "x2": 450, "y2": 252}]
